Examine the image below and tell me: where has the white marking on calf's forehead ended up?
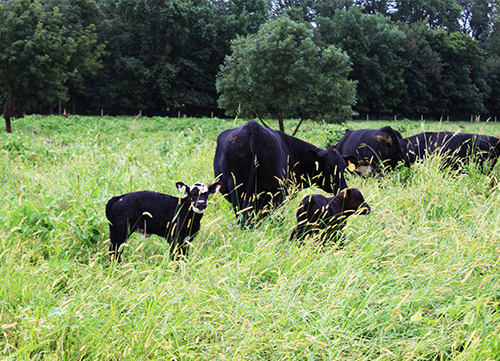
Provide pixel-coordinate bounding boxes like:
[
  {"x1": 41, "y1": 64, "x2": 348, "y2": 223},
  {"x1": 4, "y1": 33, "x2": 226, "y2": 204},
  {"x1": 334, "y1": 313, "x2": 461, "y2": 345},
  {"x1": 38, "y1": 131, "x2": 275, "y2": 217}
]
[{"x1": 190, "y1": 182, "x2": 208, "y2": 193}]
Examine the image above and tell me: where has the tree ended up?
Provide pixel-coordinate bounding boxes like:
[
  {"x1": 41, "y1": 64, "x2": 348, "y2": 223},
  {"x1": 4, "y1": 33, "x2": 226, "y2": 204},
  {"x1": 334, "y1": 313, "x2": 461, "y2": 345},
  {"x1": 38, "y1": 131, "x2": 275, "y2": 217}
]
[
  {"x1": 216, "y1": 17, "x2": 356, "y2": 133},
  {"x1": 396, "y1": 22, "x2": 444, "y2": 117},
  {"x1": 41, "y1": 0, "x2": 106, "y2": 114},
  {"x1": 457, "y1": 0, "x2": 493, "y2": 40},
  {"x1": 391, "y1": 0, "x2": 463, "y2": 31},
  {"x1": 0, "y1": 0, "x2": 103, "y2": 132},
  {"x1": 423, "y1": 28, "x2": 487, "y2": 117},
  {"x1": 482, "y1": 11, "x2": 500, "y2": 116},
  {"x1": 354, "y1": 0, "x2": 392, "y2": 15},
  {"x1": 89, "y1": 0, "x2": 270, "y2": 117},
  {"x1": 318, "y1": 7, "x2": 407, "y2": 117}
]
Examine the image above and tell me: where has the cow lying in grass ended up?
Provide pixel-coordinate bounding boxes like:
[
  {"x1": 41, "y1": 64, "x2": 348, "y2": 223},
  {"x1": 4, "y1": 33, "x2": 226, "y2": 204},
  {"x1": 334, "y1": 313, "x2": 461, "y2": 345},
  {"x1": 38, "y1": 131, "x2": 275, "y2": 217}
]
[
  {"x1": 290, "y1": 188, "x2": 371, "y2": 247},
  {"x1": 106, "y1": 181, "x2": 221, "y2": 261},
  {"x1": 400, "y1": 132, "x2": 500, "y2": 175}
]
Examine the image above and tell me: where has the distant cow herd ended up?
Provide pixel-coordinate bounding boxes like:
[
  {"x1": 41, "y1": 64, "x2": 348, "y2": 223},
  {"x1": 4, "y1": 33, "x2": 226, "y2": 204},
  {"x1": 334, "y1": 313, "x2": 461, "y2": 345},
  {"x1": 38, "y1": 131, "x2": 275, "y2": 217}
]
[{"x1": 106, "y1": 120, "x2": 500, "y2": 261}]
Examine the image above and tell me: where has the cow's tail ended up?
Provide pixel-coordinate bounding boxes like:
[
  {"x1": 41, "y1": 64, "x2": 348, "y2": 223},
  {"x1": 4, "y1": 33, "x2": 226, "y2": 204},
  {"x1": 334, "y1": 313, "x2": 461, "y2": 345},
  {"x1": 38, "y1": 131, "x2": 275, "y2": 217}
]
[
  {"x1": 105, "y1": 196, "x2": 120, "y2": 223},
  {"x1": 241, "y1": 121, "x2": 262, "y2": 226}
]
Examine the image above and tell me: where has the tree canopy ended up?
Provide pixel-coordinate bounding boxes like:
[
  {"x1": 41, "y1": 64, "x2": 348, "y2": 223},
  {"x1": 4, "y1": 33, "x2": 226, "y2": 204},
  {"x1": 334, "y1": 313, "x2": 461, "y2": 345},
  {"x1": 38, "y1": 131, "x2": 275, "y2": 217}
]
[
  {"x1": 0, "y1": 0, "x2": 104, "y2": 132},
  {"x1": 2, "y1": 0, "x2": 500, "y2": 132},
  {"x1": 216, "y1": 17, "x2": 356, "y2": 132}
]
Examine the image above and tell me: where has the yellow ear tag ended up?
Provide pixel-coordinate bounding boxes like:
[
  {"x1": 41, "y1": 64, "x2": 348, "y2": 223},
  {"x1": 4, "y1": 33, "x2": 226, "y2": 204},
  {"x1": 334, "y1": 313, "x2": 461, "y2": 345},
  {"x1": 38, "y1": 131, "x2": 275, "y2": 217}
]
[{"x1": 348, "y1": 161, "x2": 356, "y2": 172}]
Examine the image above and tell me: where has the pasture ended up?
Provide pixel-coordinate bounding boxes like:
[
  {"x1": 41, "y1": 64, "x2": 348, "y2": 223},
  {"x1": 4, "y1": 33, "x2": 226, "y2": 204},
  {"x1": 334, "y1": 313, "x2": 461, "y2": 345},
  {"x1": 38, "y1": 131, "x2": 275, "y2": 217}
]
[{"x1": 1, "y1": 115, "x2": 499, "y2": 360}]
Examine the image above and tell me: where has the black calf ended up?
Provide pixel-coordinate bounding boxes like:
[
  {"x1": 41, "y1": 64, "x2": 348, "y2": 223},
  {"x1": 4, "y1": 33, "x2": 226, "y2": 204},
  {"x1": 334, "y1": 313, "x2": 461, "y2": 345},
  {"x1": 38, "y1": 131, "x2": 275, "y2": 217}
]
[
  {"x1": 106, "y1": 181, "x2": 221, "y2": 261},
  {"x1": 291, "y1": 188, "x2": 371, "y2": 247}
]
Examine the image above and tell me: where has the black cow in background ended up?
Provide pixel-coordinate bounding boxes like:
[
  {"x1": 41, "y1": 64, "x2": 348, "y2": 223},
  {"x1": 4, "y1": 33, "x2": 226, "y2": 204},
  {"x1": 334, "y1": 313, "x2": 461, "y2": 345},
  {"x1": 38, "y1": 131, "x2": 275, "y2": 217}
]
[
  {"x1": 334, "y1": 126, "x2": 410, "y2": 175},
  {"x1": 400, "y1": 132, "x2": 500, "y2": 174},
  {"x1": 213, "y1": 120, "x2": 355, "y2": 226}
]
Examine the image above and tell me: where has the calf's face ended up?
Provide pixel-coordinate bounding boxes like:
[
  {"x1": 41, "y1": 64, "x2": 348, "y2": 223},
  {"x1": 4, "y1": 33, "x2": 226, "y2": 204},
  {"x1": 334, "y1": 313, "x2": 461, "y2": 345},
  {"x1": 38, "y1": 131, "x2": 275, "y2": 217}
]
[
  {"x1": 340, "y1": 188, "x2": 371, "y2": 215},
  {"x1": 177, "y1": 181, "x2": 222, "y2": 214}
]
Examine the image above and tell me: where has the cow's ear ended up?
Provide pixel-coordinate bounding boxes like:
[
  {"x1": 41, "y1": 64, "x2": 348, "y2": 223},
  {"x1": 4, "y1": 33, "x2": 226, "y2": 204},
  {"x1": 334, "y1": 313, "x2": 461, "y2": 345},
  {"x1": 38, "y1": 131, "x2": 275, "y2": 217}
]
[
  {"x1": 306, "y1": 149, "x2": 320, "y2": 162},
  {"x1": 345, "y1": 188, "x2": 352, "y2": 198},
  {"x1": 343, "y1": 155, "x2": 357, "y2": 171},
  {"x1": 209, "y1": 181, "x2": 222, "y2": 194},
  {"x1": 176, "y1": 182, "x2": 188, "y2": 194}
]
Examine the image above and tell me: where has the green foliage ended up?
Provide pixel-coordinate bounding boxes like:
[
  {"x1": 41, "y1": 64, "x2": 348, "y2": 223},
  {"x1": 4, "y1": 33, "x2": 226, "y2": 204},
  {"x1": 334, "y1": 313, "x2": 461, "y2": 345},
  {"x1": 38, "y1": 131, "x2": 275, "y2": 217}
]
[
  {"x1": 318, "y1": 7, "x2": 408, "y2": 116},
  {"x1": 1, "y1": 116, "x2": 500, "y2": 359},
  {"x1": 217, "y1": 17, "x2": 356, "y2": 131},
  {"x1": 392, "y1": 0, "x2": 463, "y2": 30},
  {"x1": 2, "y1": 0, "x2": 500, "y2": 122},
  {"x1": 0, "y1": 0, "x2": 104, "y2": 132},
  {"x1": 0, "y1": 1, "x2": 69, "y2": 110},
  {"x1": 318, "y1": 6, "x2": 490, "y2": 119},
  {"x1": 88, "y1": 0, "x2": 270, "y2": 117}
]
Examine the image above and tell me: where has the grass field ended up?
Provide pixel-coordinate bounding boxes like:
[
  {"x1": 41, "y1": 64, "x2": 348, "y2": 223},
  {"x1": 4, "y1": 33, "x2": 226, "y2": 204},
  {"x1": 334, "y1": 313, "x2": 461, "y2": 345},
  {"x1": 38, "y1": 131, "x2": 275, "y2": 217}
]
[{"x1": 1, "y1": 115, "x2": 499, "y2": 360}]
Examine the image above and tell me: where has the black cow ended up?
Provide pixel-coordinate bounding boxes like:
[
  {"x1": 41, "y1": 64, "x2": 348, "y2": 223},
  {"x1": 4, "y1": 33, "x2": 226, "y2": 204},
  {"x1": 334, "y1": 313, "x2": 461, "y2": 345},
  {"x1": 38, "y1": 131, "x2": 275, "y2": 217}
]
[
  {"x1": 213, "y1": 120, "x2": 354, "y2": 225},
  {"x1": 105, "y1": 181, "x2": 221, "y2": 261},
  {"x1": 400, "y1": 132, "x2": 500, "y2": 174},
  {"x1": 334, "y1": 126, "x2": 410, "y2": 175},
  {"x1": 290, "y1": 188, "x2": 371, "y2": 247}
]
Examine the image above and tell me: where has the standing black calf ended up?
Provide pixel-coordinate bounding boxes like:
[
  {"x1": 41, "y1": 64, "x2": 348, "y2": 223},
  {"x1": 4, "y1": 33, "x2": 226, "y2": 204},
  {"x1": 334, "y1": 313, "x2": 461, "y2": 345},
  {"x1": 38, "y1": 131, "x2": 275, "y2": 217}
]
[
  {"x1": 290, "y1": 188, "x2": 371, "y2": 247},
  {"x1": 105, "y1": 181, "x2": 221, "y2": 261}
]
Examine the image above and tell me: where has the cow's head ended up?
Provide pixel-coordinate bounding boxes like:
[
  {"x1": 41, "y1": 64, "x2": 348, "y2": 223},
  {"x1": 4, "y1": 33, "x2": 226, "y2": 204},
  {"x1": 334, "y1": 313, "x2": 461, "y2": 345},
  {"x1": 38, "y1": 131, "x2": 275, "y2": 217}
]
[
  {"x1": 177, "y1": 181, "x2": 222, "y2": 214},
  {"x1": 400, "y1": 138, "x2": 417, "y2": 165},
  {"x1": 307, "y1": 147, "x2": 355, "y2": 195}
]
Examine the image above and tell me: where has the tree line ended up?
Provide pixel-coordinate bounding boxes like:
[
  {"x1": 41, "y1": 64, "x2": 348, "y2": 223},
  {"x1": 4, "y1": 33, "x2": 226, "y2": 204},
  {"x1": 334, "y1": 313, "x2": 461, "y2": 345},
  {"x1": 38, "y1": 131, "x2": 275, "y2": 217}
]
[{"x1": 1, "y1": 0, "x2": 500, "y2": 132}]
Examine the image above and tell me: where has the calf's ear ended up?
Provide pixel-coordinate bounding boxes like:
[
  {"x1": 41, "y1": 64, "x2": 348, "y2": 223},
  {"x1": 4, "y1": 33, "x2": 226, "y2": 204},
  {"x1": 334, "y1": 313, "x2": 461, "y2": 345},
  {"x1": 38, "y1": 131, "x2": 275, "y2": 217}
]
[
  {"x1": 209, "y1": 181, "x2": 222, "y2": 194},
  {"x1": 176, "y1": 182, "x2": 188, "y2": 194}
]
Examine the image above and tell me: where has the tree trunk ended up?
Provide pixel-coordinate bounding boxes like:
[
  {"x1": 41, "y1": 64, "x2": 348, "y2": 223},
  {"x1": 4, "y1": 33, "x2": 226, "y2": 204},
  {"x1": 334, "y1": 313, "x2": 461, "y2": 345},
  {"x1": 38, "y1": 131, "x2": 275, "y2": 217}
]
[
  {"x1": 278, "y1": 114, "x2": 285, "y2": 133},
  {"x1": 3, "y1": 92, "x2": 22, "y2": 133},
  {"x1": 292, "y1": 117, "x2": 305, "y2": 137},
  {"x1": 4, "y1": 113, "x2": 12, "y2": 133}
]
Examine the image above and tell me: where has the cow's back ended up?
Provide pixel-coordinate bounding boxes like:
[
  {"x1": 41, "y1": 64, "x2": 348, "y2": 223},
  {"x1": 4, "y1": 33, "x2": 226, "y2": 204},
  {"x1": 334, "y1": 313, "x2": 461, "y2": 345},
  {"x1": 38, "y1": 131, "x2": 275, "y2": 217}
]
[
  {"x1": 214, "y1": 120, "x2": 287, "y2": 197},
  {"x1": 106, "y1": 191, "x2": 179, "y2": 231},
  {"x1": 297, "y1": 194, "x2": 329, "y2": 225},
  {"x1": 401, "y1": 132, "x2": 500, "y2": 173},
  {"x1": 405, "y1": 132, "x2": 486, "y2": 156}
]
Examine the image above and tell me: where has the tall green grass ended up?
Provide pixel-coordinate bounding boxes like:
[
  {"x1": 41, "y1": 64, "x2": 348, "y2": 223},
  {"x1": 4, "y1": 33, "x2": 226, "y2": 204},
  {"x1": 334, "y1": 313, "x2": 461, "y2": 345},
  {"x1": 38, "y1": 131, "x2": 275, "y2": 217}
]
[{"x1": 1, "y1": 115, "x2": 499, "y2": 360}]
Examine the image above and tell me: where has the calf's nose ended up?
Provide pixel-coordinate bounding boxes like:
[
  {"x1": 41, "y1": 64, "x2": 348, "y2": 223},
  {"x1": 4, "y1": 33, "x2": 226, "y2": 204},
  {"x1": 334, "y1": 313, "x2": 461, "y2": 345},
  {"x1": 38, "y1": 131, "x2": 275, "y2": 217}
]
[
  {"x1": 196, "y1": 200, "x2": 207, "y2": 210},
  {"x1": 360, "y1": 204, "x2": 371, "y2": 215}
]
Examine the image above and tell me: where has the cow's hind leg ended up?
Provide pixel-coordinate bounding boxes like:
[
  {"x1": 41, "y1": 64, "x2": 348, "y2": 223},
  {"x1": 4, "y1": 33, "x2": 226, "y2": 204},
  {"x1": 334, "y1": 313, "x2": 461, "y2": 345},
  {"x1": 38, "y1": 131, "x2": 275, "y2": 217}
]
[{"x1": 108, "y1": 220, "x2": 128, "y2": 262}]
